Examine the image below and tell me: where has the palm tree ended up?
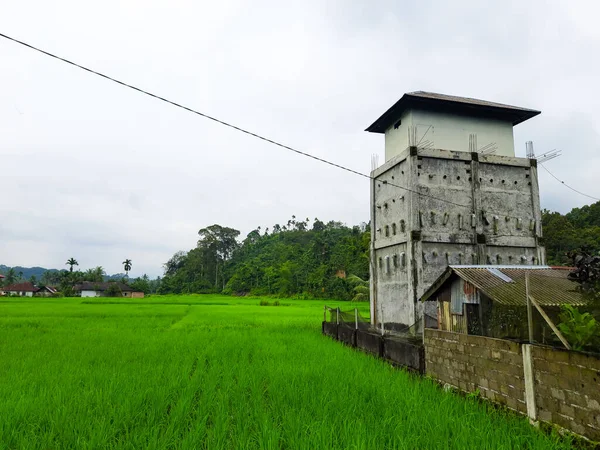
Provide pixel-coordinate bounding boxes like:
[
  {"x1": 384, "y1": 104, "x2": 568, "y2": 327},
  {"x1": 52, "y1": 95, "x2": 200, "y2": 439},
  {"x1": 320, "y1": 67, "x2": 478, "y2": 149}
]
[
  {"x1": 122, "y1": 259, "x2": 132, "y2": 277},
  {"x1": 66, "y1": 258, "x2": 79, "y2": 272},
  {"x1": 5, "y1": 268, "x2": 17, "y2": 284}
]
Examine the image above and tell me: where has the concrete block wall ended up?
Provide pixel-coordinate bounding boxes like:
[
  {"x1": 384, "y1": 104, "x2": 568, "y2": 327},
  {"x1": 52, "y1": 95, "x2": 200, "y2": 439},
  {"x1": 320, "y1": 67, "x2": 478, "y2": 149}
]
[
  {"x1": 424, "y1": 329, "x2": 600, "y2": 441},
  {"x1": 531, "y1": 346, "x2": 600, "y2": 441},
  {"x1": 424, "y1": 329, "x2": 526, "y2": 413}
]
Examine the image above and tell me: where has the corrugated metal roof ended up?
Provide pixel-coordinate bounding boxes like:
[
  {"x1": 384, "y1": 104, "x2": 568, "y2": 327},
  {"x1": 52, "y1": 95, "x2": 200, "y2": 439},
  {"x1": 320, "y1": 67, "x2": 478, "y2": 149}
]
[
  {"x1": 365, "y1": 91, "x2": 541, "y2": 133},
  {"x1": 422, "y1": 265, "x2": 586, "y2": 307}
]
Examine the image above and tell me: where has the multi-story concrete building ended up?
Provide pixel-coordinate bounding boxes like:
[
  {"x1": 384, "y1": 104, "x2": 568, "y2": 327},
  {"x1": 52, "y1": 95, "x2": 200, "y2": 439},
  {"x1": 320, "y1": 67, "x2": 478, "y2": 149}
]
[{"x1": 367, "y1": 92, "x2": 545, "y2": 327}]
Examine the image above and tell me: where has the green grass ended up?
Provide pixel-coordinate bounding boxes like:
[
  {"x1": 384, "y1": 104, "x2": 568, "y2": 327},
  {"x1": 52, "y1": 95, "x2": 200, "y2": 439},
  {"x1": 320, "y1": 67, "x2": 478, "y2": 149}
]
[{"x1": 0, "y1": 295, "x2": 571, "y2": 449}]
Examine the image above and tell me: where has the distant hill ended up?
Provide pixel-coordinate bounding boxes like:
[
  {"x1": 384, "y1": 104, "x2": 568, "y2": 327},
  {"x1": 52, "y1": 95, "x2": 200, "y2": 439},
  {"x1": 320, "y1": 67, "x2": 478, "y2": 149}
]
[
  {"x1": 0, "y1": 265, "x2": 126, "y2": 282},
  {"x1": 0, "y1": 265, "x2": 60, "y2": 281}
]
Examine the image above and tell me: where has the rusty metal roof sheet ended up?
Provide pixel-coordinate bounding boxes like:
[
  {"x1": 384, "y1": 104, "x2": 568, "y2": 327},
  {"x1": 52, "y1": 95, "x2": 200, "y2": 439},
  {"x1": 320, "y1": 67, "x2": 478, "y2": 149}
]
[
  {"x1": 366, "y1": 91, "x2": 541, "y2": 133},
  {"x1": 421, "y1": 265, "x2": 587, "y2": 307}
]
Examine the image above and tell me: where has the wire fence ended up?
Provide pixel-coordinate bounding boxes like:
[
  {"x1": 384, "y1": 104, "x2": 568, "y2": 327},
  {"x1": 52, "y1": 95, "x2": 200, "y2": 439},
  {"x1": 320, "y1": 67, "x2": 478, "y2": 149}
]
[{"x1": 324, "y1": 306, "x2": 436, "y2": 342}]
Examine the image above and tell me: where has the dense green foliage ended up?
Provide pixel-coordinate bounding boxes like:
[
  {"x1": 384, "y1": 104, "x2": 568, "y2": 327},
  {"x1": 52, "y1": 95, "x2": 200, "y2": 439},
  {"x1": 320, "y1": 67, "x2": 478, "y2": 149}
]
[
  {"x1": 0, "y1": 295, "x2": 572, "y2": 449},
  {"x1": 543, "y1": 201, "x2": 600, "y2": 265},
  {"x1": 558, "y1": 304, "x2": 599, "y2": 351},
  {"x1": 160, "y1": 219, "x2": 371, "y2": 300}
]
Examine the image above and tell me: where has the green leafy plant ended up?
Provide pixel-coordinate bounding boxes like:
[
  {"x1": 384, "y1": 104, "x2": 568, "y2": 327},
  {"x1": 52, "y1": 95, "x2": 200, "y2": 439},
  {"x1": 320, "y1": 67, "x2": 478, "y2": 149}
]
[
  {"x1": 466, "y1": 389, "x2": 481, "y2": 401},
  {"x1": 557, "y1": 305, "x2": 599, "y2": 351},
  {"x1": 347, "y1": 274, "x2": 370, "y2": 302}
]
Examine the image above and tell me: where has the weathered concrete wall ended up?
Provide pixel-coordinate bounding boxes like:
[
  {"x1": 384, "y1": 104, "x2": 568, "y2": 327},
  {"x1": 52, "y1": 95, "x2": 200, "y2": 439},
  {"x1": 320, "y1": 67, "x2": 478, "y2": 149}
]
[
  {"x1": 531, "y1": 345, "x2": 600, "y2": 441},
  {"x1": 424, "y1": 329, "x2": 527, "y2": 413},
  {"x1": 371, "y1": 147, "x2": 544, "y2": 327},
  {"x1": 338, "y1": 326, "x2": 356, "y2": 347},
  {"x1": 322, "y1": 322, "x2": 337, "y2": 339},
  {"x1": 356, "y1": 330, "x2": 383, "y2": 357},
  {"x1": 383, "y1": 337, "x2": 425, "y2": 374}
]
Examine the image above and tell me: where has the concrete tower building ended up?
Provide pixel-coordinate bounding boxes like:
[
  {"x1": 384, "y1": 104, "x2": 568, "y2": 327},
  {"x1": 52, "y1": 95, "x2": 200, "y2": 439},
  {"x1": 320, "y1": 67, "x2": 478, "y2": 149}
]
[{"x1": 367, "y1": 92, "x2": 545, "y2": 328}]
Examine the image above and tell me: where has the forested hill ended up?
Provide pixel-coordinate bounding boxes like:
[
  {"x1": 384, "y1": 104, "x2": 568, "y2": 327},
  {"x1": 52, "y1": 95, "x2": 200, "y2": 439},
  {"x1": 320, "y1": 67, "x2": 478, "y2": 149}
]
[
  {"x1": 543, "y1": 201, "x2": 600, "y2": 265},
  {"x1": 160, "y1": 218, "x2": 371, "y2": 300}
]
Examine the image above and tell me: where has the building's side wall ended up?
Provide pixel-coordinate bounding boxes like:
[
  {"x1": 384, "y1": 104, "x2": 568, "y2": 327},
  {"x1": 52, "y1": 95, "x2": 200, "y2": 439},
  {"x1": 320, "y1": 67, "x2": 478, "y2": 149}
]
[
  {"x1": 407, "y1": 110, "x2": 514, "y2": 157},
  {"x1": 424, "y1": 329, "x2": 527, "y2": 413},
  {"x1": 531, "y1": 346, "x2": 600, "y2": 440},
  {"x1": 384, "y1": 110, "x2": 412, "y2": 162},
  {"x1": 7, "y1": 291, "x2": 35, "y2": 297},
  {"x1": 373, "y1": 243, "x2": 410, "y2": 326},
  {"x1": 371, "y1": 147, "x2": 544, "y2": 327},
  {"x1": 81, "y1": 290, "x2": 99, "y2": 298}
]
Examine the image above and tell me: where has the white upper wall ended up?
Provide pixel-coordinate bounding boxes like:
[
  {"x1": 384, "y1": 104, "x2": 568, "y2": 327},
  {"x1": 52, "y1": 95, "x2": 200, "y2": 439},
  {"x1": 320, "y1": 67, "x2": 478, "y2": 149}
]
[{"x1": 385, "y1": 109, "x2": 515, "y2": 161}]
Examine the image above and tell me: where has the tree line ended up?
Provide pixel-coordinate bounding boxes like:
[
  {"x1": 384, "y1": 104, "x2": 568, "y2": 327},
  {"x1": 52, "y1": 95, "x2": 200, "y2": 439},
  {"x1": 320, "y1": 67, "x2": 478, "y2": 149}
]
[
  {"x1": 542, "y1": 201, "x2": 600, "y2": 265},
  {"x1": 0, "y1": 259, "x2": 161, "y2": 296},
  {"x1": 159, "y1": 218, "x2": 370, "y2": 300},
  {"x1": 2, "y1": 201, "x2": 599, "y2": 300}
]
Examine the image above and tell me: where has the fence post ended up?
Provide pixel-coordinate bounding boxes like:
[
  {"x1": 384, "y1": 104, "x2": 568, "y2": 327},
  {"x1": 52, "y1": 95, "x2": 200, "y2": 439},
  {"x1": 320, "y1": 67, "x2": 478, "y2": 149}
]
[
  {"x1": 380, "y1": 311, "x2": 384, "y2": 336},
  {"x1": 355, "y1": 308, "x2": 358, "y2": 330},
  {"x1": 324, "y1": 305, "x2": 326, "y2": 323},
  {"x1": 522, "y1": 344, "x2": 538, "y2": 422},
  {"x1": 336, "y1": 308, "x2": 340, "y2": 325}
]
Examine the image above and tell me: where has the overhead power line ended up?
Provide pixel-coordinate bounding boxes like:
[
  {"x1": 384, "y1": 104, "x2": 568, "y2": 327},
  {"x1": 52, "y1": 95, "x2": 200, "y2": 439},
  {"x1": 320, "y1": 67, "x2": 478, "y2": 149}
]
[{"x1": 539, "y1": 163, "x2": 600, "y2": 202}]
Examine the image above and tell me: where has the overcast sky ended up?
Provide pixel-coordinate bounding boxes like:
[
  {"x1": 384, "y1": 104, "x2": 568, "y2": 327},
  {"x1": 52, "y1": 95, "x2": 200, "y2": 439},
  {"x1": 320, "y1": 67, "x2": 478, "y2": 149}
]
[{"x1": 1, "y1": 1, "x2": 599, "y2": 278}]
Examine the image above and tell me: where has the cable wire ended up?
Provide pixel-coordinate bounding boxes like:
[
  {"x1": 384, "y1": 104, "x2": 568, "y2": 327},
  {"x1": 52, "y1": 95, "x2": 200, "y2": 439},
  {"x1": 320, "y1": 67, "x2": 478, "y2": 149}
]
[
  {"x1": 2, "y1": 32, "x2": 573, "y2": 221},
  {"x1": 540, "y1": 163, "x2": 600, "y2": 202},
  {"x1": 0, "y1": 32, "x2": 473, "y2": 209}
]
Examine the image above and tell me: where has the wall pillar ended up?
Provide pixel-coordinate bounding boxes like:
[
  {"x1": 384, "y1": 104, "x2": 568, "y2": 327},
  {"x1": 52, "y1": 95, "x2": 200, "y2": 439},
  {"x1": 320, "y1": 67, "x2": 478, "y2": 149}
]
[{"x1": 522, "y1": 344, "x2": 538, "y2": 422}]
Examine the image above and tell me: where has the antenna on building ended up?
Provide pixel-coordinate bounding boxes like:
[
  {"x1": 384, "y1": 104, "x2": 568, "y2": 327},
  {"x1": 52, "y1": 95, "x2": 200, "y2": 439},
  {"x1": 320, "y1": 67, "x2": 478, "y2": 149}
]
[
  {"x1": 527, "y1": 141, "x2": 562, "y2": 163},
  {"x1": 479, "y1": 142, "x2": 498, "y2": 155},
  {"x1": 537, "y1": 149, "x2": 562, "y2": 164},
  {"x1": 371, "y1": 154, "x2": 379, "y2": 171}
]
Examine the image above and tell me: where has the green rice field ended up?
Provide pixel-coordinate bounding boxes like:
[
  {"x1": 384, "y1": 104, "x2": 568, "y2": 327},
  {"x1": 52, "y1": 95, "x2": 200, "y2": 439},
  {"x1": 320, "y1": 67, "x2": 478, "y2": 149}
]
[{"x1": 0, "y1": 295, "x2": 573, "y2": 449}]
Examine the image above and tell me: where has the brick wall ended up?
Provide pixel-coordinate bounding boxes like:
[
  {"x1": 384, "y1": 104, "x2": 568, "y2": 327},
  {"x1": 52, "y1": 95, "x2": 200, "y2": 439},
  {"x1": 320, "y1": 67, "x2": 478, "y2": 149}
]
[
  {"x1": 424, "y1": 329, "x2": 526, "y2": 413},
  {"x1": 531, "y1": 345, "x2": 600, "y2": 441}
]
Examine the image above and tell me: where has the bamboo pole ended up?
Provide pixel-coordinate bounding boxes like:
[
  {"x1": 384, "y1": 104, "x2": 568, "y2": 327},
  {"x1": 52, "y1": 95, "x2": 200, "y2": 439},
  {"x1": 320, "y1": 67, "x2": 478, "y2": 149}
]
[
  {"x1": 529, "y1": 295, "x2": 572, "y2": 350},
  {"x1": 525, "y1": 272, "x2": 534, "y2": 343}
]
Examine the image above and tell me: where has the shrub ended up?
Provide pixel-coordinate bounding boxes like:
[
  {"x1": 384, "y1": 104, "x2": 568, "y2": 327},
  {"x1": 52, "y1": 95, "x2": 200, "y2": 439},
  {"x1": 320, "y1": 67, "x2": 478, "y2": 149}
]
[{"x1": 557, "y1": 305, "x2": 599, "y2": 351}]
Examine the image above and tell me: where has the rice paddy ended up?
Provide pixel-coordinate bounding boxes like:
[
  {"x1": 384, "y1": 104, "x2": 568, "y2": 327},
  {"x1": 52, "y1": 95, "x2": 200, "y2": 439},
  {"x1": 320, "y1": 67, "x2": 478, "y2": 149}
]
[{"x1": 0, "y1": 295, "x2": 572, "y2": 449}]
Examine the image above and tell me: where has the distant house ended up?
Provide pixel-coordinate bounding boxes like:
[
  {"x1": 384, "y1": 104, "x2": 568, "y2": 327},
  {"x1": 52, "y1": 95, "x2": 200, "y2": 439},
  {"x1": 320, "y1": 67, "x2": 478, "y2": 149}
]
[
  {"x1": 73, "y1": 282, "x2": 143, "y2": 298},
  {"x1": 35, "y1": 286, "x2": 58, "y2": 297},
  {"x1": 0, "y1": 282, "x2": 40, "y2": 297},
  {"x1": 421, "y1": 265, "x2": 586, "y2": 342}
]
